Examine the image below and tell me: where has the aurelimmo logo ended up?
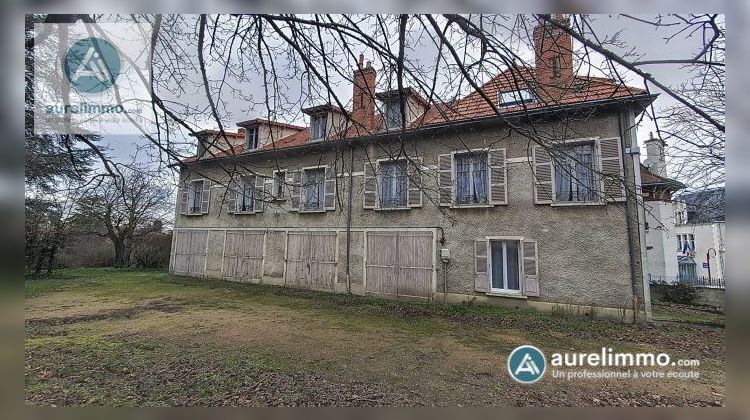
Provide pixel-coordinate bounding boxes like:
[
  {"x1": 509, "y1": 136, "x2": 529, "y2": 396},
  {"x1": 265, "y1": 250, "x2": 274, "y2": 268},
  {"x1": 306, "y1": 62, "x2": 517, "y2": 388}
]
[
  {"x1": 507, "y1": 345, "x2": 546, "y2": 384},
  {"x1": 63, "y1": 37, "x2": 121, "y2": 93}
]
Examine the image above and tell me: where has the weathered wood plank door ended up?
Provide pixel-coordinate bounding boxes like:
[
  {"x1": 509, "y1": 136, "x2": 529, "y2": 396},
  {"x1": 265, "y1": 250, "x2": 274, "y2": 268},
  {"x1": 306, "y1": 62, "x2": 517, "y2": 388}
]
[
  {"x1": 173, "y1": 229, "x2": 208, "y2": 277},
  {"x1": 285, "y1": 231, "x2": 337, "y2": 290},
  {"x1": 365, "y1": 231, "x2": 434, "y2": 299},
  {"x1": 223, "y1": 230, "x2": 265, "y2": 280}
]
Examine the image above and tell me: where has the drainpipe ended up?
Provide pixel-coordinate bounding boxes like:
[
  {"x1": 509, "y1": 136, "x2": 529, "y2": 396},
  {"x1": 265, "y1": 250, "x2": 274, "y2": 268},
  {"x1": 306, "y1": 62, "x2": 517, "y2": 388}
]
[
  {"x1": 345, "y1": 145, "x2": 354, "y2": 294},
  {"x1": 620, "y1": 109, "x2": 653, "y2": 322}
]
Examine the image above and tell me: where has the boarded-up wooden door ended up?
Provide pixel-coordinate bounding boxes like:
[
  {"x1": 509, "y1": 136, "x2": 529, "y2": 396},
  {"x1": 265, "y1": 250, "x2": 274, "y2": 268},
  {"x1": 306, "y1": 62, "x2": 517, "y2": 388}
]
[
  {"x1": 284, "y1": 231, "x2": 337, "y2": 290},
  {"x1": 173, "y1": 229, "x2": 208, "y2": 277},
  {"x1": 223, "y1": 230, "x2": 265, "y2": 280},
  {"x1": 365, "y1": 231, "x2": 434, "y2": 299}
]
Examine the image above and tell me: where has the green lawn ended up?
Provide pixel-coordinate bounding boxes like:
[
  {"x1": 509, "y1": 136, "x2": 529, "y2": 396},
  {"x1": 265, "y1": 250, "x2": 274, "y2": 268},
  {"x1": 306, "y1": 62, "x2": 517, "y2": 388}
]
[{"x1": 25, "y1": 268, "x2": 725, "y2": 406}]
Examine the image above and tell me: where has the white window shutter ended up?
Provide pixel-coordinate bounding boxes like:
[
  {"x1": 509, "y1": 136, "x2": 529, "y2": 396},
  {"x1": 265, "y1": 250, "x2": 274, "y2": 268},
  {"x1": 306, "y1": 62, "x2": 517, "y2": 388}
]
[
  {"x1": 532, "y1": 146, "x2": 554, "y2": 204},
  {"x1": 522, "y1": 240, "x2": 540, "y2": 297},
  {"x1": 290, "y1": 171, "x2": 302, "y2": 211},
  {"x1": 324, "y1": 167, "x2": 336, "y2": 211},
  {"x1": 200, "y1": 180, "x2": 211, "y2": 214},
  {"x1": 407, "y1": 158, "x2": 423, "y2": 208},
  {"x1": 474, "y1": 239, "x2": 489, "y2": 293},
  {"x1": 179, "y1": 184, "x2": 188, "y2": 215},
  {"x1": 488, "y1": 148, "x2": 507, "y2": 205},
  {"x1": 253, "y1": 175, "x2": 265, "y2": 213},
  {"x1": 363, "y1": 162, "x2": 377, "y2": 209},
  {"x1": 598, "y1": 137, "x2": 626, "y2": 202},
  {"x1": 226, "y1": 179, "x2": 237, "y2": 214},
  {"x1": 438, "y1": 154, "x2": 453, "y2": 207}
]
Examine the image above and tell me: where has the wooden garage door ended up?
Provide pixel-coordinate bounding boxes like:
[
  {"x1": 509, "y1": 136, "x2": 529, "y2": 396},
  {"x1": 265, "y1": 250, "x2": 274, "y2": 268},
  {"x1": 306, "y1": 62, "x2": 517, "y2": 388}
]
[
  {"x1": 285, "y1": 231, "x2": 337, "y2": 290},
  {"x1": 223, "y1": 230, "x2": 265, "y2": 280},
  {"x1": 365, "y1": 231, "x2": 434, "y2": 299},
  {"x1": 173, "y1": 229, "x2": 208, "y2": 277}
]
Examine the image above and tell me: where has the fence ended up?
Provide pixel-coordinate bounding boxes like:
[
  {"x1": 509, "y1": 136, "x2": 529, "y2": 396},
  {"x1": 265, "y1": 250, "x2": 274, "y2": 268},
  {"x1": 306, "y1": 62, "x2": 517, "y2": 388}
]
[{"x1": 648, "y1": 274, "x2": 725, "y2": 290}]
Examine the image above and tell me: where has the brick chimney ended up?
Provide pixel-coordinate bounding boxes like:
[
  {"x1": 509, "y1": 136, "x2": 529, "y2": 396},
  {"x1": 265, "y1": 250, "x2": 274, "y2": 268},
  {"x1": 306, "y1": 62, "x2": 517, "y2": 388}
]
[
  {"x1": 532, "y1": 14, "x2": 574, "y2": 102},
  {"x1": 351, "y1": 54, "x2": 376, "y2": 133},
  {"x1": 644, "y1": 131, "x2": 667, "y2": 177}
]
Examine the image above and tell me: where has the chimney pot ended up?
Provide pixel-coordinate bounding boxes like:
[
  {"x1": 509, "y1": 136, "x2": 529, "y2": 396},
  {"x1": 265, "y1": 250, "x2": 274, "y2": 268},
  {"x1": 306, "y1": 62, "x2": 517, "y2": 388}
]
[
  {"x1": 366, "y1": 60, "x2": 372, "y2": 68},
  {"x1": 358, "y1": 53, "x2": 364, "y2": 67}
]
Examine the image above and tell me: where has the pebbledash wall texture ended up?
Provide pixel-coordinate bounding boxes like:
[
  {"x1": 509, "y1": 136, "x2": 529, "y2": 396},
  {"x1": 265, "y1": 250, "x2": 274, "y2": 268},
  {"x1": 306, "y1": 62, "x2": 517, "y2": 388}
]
[{"x1": 170, "y1": 16, "x2": 652, "y2": 321}]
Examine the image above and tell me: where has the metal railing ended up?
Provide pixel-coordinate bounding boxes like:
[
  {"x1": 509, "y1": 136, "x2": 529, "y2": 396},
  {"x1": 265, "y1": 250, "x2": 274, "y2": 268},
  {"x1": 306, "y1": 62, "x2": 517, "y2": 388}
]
[{"x1": 648, "y1": 274, "x2": 725, "y2": 289}]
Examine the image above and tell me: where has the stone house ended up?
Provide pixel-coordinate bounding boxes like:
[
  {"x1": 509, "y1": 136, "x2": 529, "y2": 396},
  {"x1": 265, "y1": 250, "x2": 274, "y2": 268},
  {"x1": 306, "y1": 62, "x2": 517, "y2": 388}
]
[{"x1": 170, "y1": 16, "x2": 656, "y2": 321}]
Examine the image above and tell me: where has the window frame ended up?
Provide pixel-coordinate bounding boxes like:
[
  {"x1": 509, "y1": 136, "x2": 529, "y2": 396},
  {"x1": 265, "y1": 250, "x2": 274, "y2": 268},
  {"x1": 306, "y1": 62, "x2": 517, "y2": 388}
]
[
  {"x1": 309, "y1": 113, "x2": 328, "y2": 141},
  {"x1": 481, "y1": 235, "x2": 527, "y2": 298},
  {"x1": 300, "y1": 167, "x2": 326, "y2": 213},
  {"x1": 187, "y1": 179, "x2": 205, "y2": 215},
  {"x1": 245, "y1": 126, "x2": 260, "y2": 151},
  {"x1": 383, "y1": 100, "x2": 405, "y2": 130},
  {"x1": 235, "y1": 175, "x2": 256, "y2": 214},
  {"x1": 273, "y1": 170, "x2": 287, "y2": 200},
  {"x1": 551, "y1": 140, "x2": 600, "y2": 204},
  {"x1": 452, "y1": 150, "x2": 490, "y2": 207},
  {"x1": 376, "y1": 159, "x2": 409, "y2": 210},
  {"x1": 497, "y1": 89, "x2": 537, "y2": 107}
]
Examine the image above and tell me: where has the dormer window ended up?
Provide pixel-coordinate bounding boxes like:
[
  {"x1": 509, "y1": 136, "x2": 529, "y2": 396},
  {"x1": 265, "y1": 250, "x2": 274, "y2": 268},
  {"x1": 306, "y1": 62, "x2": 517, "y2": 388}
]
[
  {"x1": 384, "y1": 100, "x2": 404, "y2": 129},
  {"x1": 498, "y1": 89, "x2": 536, "y2": 107},
  {"x1": 310, "y1": 114, "x2": 327, "y2": 140},
  {"x1": 245, "y1": 127, "x2": 259, "y2": 150}
]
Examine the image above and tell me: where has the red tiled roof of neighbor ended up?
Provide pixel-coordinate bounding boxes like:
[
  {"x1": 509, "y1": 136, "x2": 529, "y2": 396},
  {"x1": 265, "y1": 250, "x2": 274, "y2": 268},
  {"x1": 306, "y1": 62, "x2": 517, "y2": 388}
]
[
  {"x1": 237, "y1": 118, "x2": 305, "y2": 131},
  {"x1": 259, "y1": 127, "x2": 310, "y2": 151},
  {"x1": 640, "y1": 164, "x2": 684, "y2": 189},
  {"x1": 191, "y1": 129, "x2": 246, "y2": 139}
]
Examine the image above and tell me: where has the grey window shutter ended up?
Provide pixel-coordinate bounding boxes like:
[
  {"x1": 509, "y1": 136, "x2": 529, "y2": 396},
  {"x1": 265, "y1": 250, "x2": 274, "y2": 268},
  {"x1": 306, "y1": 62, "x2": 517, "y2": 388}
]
[
  {"x1": 407, "y1": 158, "x2": 423, "y2": 208},
  {"x1": 253, "y1": 175, "x2": 265, "y2": 213},
  {"x1": 488, "y1": 148, "x2": 507, "y2": 205},
  {"x1": 598, "y1": 137, "x2": 626, "y2": 202},
  {"x1": 226, "y1": 179, "x2": 237, "y2": 214},
  {"x1": 363, "y1": 162, "x2": 377, "y2": 209},
  {"x1": 290, "y1": 170, "x2": 301, "y2": 211},
  {"x1": 522, "y1": 240, "x2": 540, "y2": 297},
  {"x1": 532, "y1": 146, "x2": 554, "y2": 204},
  {"x1": 438, "y1": 154, "x2": 453, "y2": 207},
  {"x1": 200, "y1": 180, "x2": 211, "y2": 214},
  {"x1": 179, "y1": 184, "x2": 188, "y2": 215},
  {"x1": 324, "y1": 167, "x2": 336, "y2": 211},
  {"x1": 474, "y1": 239, "x2": 489, "y2": 293}
]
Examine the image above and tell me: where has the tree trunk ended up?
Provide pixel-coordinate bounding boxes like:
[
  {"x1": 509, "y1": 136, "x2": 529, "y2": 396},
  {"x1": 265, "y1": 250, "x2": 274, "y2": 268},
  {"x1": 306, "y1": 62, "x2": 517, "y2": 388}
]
[{"x1": 113, "y1": 239, "x2": 127, "y2": 268}]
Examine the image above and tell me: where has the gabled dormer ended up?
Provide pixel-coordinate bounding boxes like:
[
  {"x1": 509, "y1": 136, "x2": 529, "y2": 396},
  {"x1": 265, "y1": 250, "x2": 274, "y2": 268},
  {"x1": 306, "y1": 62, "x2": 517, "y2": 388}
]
[
  {"x1": 376, "y1": 87, "x2": 428, "y2": 130},
  {"x1": 236, "y1": 118, "x2": 304, "y2": 151},
  {"x1": 301, "y1": 104, "x2": 346, "y2": 142}
]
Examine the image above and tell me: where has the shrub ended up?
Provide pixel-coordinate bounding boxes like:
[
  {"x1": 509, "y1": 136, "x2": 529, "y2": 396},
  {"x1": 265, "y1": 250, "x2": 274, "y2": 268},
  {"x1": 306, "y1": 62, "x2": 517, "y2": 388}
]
[
  {"x1": 131, "y1": 232, "x2": 172, "y2": 270},
  {"x1": 651, "y1": 281, "x2": 698, "y2": 305}
]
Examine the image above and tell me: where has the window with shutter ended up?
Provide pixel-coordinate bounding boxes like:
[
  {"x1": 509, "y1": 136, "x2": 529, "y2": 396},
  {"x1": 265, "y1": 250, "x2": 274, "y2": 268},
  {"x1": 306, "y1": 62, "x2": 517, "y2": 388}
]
[
  {"x1": 474, "y1": 239, "x2": 489, "y2": 293},
  {"x1": 363, "y1": 162, "x2": 377, "y2": 209},
  {"x1": 378, "y1": 160, "x2": 408, "y2": 209},
  {"x1": 290, "y1": 171, "x2": 302, "y2": 211},
  {"x1": 454, "y1": 152, "x2": 489, "y2": 206},
  {"x1": 438, "y1": 154, "x2": 453, "y2": 206},
  {"x1": 200, "y1": 180, "x2": 211, "y2": 214},
  {"x1": 522, "y1": 240, "x2": 540, "y2": 297},
  {"x1": 302, "y1": 168, "x2": 325, "y2": 212},
  {"x1": 532, "y1": 146, "x2": 554, "y2": 204},
  {"x1": 488, "y1": 148, "x2": 507, "y2": 205},
  {"x1": 324, "y1": 167, "x2": 336, "y2": 211},
  {"x1": 554, "y1": 142, "x2": 598, "y2": 203},
  {"x1": 226, "y1": 179, "x2": 237, "y2": 214},
  {"x1": 253, "y1": 175, "x2": 265, "y2": 213},
  {"x1": 179, "y1": 184, "x2": 189, "y2": 215},
  {"x1": 236, "y1": 175, "x2": 255, "y2": 213},
  {"x1": 407, "y1": 158, "x2": 423, "y2": 208},
  {"x1": 186, "y1": 179, "x2": 206, "y2": 215},
  {"x1": 598, "y1": 137, "x2": 626, "y2": 201}
]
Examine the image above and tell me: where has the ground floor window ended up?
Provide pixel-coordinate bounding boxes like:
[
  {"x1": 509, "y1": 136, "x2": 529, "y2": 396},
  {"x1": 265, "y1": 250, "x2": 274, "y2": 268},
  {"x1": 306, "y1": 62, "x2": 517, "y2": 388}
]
[
  {"x1": 678, "y1": 256, "x2": 698, "y2": 282},
  {"x1": 490, "y1": 240, "x2": 521, "y2": 292}
]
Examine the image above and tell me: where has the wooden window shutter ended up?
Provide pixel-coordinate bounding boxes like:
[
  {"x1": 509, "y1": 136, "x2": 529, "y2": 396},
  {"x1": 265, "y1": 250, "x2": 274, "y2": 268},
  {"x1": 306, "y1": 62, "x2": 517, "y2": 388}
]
[
  {"x1": 438, "y1": 154, "x2": 453, "y2": 207},
  {"x1": 407, "y1": 158, "x2": 423, "y2": 208},
  {"x1": 253, "y1": 175, "x2": 265, "y2": 213},
  {"x1": 290, "y1": 170, "x2": 302, "y2": 211},
  {"x1": 488, "y1": 148, "x2": 507, "y2": 205},
  {"x1": 598, "y1": 137, "x2": 626, "y2": 202},
  {"x1": 474, "y1": 239, "x2": 489, "y2": 293},
  {"x1": 324, "y1": 167, "x2": 336, "y2": 211},
  {"x1": 200, "y1": 180, "x2": 211, "y2": 214},
  {"x1": 363, "y1": 162, "x2": 377, "y2": 209},
  {"x1": 532, "y1": 146, "x2": 554, "y2": 204},
  {"x1": 521, "y1": 240, "x2": 540, "y2": 297},
  {"x1": 179, "y1": 184, "x2": 188, "y2": 215},
  {"x1": 226, "y1": 179, "x2": 237, "y2": 214}
]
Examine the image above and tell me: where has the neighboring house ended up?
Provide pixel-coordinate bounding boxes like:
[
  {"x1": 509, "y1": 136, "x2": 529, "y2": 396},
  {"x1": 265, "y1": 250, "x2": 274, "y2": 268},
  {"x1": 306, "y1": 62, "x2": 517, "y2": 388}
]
[
  {"x1": 170, "y1": 16, "x2": 656, "y2": 321},
  {"x1": 641, "y1": 134, "x2": 725, "y2": 287}
]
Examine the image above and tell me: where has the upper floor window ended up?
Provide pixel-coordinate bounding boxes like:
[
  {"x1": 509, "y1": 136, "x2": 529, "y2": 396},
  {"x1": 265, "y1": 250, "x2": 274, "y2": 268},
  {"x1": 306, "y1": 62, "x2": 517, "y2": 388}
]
[
  {"x1": 498, "y1": 89, "x2": 536, "y2": 107},
  {"x1": 379, "y1": 161, "x2": 408, "y2": 208},
  {"x1": 554, "y1": 143, "x2": 597, "y2": 203},
  {"x1": 237, "y1": 175, "x2": 255, "y2": 213},
  {"x1": 310, "y1": 114, "x2": 327, "y2": 140},
  {"x1": 188, "y1": 180, "x2": 204, "y2": 214},
  {"x1": 274, "y1": 171, "x2": 286, "y2": 199},
  {"x1": 303, "y1": 168, "x2": 325, "y2": 211},
  {"x1": 245, "y1": 127, "x2": 259, "y2": 150},
  {"x1": 384, "y1": 100, "x2": 404, "y2": 130},
  {"x1": 455, "y1": 152, "x2": 488, "y2": 205}
]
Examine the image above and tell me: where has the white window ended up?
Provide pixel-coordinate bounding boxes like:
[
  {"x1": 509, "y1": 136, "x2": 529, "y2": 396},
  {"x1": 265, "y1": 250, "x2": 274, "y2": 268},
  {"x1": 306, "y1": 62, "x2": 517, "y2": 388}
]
[
  {"x1": 274, "y1": 171, "x2": 286, "y2": 199},
  {"x1": 236, "y1": 175, "x2": 255, "y2": 213},
  {"x1": 384, "y1": 100, "x2": 404, "y2": 129},
  {"x1": 379, "y1": 161, "x2": 408, "y2": 208},
  {"x1": 489, "y1": 240, "x2": 521, "y2": 292},
  {"x1": 303, "y1": 168, "x2": 325, "y2": 211},
  {"x1": 677, "y1": 234, "x2": 683, "y2": 252},
  {"x1": 498, "y1": 89, "x2": 536, "y2": 107},
  {"x1": 554, "y1": 143, "x2": 597, "y2": 203},
  {"x1": 454, "y1": 152, "x2": 488, "y2": 205},
  {"x1": 688, "y1": 234, "x2": 695, "y2": 252},
  {"x1": 188, "y1": 180, "x2": 204, "y2": 214},
  {"x1": 310, "y1": 114, "x2": 327, "y2": 140},
  {"x1": 245, "y1": 127, "x2": 259, "y2": 150}
]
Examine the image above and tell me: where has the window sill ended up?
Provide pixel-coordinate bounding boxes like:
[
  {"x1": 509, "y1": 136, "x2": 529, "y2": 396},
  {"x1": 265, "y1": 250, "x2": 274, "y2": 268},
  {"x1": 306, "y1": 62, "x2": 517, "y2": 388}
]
[
  {"x1": 550, "y1": 201, "x2": 605, "y2": 207},
  {"x1": 375, "y1": 206, "x2": 411, "y2": 211},
  {"x1": 299, "y1": 209, "x2": 327, "y2": 214},
  {"x1": 486, "y1": 291, "x2": 527, "y2": 299},
  {"x1": 184, "y1": 212, "x2": 204, "y2": 217},
  {"x1": 452, "y1": 204, "x2": 493, "y2": 209},
  {"x1": 233, "y1": 211, "x2": 256, "y2": 215}
]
